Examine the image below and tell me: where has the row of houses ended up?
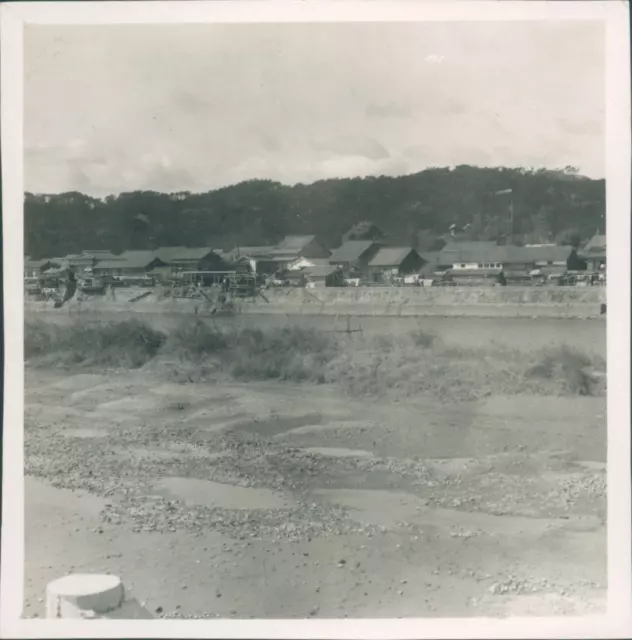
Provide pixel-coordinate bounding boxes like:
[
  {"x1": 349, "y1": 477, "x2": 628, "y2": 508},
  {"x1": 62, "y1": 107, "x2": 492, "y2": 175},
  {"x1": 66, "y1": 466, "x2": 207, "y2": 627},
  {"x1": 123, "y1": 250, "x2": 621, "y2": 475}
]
[{"x1": 24, "y1": 231, "x2": 606, "y2": 288}]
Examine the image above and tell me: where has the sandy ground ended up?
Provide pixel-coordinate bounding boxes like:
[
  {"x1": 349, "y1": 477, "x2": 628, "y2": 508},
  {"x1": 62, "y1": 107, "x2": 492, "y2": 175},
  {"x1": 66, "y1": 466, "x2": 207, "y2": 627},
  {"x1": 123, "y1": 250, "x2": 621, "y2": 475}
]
[{"x1": 24, "y1": 368, "x2": 606, "y2": 619}]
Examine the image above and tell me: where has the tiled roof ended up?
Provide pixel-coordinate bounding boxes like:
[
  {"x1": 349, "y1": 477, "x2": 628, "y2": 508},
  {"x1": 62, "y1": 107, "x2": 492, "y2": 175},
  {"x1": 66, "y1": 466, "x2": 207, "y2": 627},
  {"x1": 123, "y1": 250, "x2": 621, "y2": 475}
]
[
  {"x1": 329, "y1": 240, "x2": 377, "y2": 264},
  {"x1": 231, "y1": 246, "x2": 275, "y2": 258},
  {"x1": 94, "y1": 250, "x2": 163, "y2": 270},
  {"x1": 271, "y1": 235, "x2": 317, "y2": 255},
  {"x1": 580, "y1": 234, "x2": 606, "y2": 258},
  {"x1": 439, "y1": 243, "x2": 571, "y2": 265},
  {"x1": 368, "y1": 247, "x2": 417, "y2": 267},
  {"x1": 154, "y1": 247, "x2": 213, "y2": 263},
  {"x1": 304, "y1": 265, "x2": 341, "y2": 278}
]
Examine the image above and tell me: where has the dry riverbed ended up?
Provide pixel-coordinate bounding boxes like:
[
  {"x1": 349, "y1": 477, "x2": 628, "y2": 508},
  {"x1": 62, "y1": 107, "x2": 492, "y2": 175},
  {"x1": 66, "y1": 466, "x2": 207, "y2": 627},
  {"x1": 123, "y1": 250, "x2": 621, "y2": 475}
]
[{"x1": 25, "y1": 368, "x2": 606, "y2": 618}]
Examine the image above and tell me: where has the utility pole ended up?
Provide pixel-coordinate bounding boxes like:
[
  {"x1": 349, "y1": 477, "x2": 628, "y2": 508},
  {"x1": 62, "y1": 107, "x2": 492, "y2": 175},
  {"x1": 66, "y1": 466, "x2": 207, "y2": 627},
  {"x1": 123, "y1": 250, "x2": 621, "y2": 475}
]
[{"x1": 494, "y1": 188, "x2": 514, "y2": 244}]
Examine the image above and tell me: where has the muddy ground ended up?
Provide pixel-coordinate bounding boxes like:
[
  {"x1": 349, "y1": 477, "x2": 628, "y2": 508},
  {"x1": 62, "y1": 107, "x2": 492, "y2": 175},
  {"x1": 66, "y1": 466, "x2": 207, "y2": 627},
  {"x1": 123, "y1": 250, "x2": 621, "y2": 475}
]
[{"x1": 24, "y1": 364, "x2": 606, "y2": 619}]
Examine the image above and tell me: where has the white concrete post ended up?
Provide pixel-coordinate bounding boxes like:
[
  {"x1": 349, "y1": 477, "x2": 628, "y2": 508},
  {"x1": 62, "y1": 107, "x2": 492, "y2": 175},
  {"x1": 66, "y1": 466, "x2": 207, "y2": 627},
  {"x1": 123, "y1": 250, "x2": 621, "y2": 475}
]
[{"x1": 46, "y1": 574, "x2": 154, "y2": 619}]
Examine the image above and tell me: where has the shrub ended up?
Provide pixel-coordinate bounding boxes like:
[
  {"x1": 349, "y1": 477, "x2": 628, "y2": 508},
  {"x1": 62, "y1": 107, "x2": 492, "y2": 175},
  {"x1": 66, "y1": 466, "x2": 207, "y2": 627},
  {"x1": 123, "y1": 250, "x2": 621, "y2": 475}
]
[
  {"x1": 25, "y1": 318, "x2": 166, "y2": 368},
  {"x1": 165, "y1": 318, "x2": 229, "y2": 359},
  {"x1": 410, "y1": 329, "x2": 439, "y2": 348},
  {"x1": 526, "y1": 345, "x2": 604, "y2": 395}
]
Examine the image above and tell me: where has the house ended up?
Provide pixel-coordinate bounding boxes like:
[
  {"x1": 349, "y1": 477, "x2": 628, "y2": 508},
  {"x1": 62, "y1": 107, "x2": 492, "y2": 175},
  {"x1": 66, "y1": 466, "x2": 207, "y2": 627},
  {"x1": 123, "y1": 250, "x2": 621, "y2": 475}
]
[
  {"x1": 288, "y1": 257, "x2": 331, "y2": 272},
  {"x1": 24, "y1": 257, "x2": 59, "y2": 278},
  {"x1": 579, "y1": 232, "x2": 606, "y2": 271},
  {"x1": 417, "y1": 251, "x2": 443, "y2": 271},
  {"x1": 367, "y1": 247, "x2": 425, "y2": 284},
  {"x1": 342, "y1": 222, "x2": 385, "y2": 244},
  {"x1": 270, "y1": 235, "x2": 330, "y2": 263},
  {"x1": 328, "y1": 240, "x2": 381, "y2": 276},
  {"x1": 304, "y1": 265, "x2": 345, "y2": 288},
  {"x1": 154, "y1": 246, "x2": 229, "y2": 274},
  {"x1": 239, "y1": 236, "x2": 330, "y2": 275},
  {"x1": 437, "y1": 241, "x2": 500, "y2": 270},
  {"x1": 92, "y1": 251, "x2": 166, "y2": 278},
  {"x1": 64, "y1": 253, "x2": 97, "y2": 274},
  {"x1": 438, "y1": 243, "x2": 572, "y2": 283},
  {"x1": 229, "y1": 246, "x2": 277, "y2": 275}
]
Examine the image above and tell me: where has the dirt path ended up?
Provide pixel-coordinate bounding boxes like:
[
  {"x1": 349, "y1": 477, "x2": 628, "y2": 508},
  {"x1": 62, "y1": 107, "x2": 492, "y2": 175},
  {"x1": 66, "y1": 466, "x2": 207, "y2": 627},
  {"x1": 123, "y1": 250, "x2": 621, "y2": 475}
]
[{"x1": 24, "y1": 368, "x2": 606, "y2": 618}]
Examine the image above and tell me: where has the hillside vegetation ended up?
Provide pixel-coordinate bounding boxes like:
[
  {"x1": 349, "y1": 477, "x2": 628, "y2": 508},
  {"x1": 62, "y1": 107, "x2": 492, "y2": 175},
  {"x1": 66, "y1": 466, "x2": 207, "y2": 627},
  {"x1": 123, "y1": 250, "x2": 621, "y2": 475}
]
[{"x1": 25, "y1": 165, "x2": 604, "y2": 259}]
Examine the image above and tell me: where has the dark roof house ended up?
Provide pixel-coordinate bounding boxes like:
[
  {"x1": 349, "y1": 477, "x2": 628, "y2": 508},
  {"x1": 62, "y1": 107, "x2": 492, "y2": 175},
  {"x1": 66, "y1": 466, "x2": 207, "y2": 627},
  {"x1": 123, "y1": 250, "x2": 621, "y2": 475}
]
[
  {"x1": 329, "y1": 240, "x2": 381, "y2": 266},
  {"x1": 439, "y1": 243, "x2": 572, "y2": 269},
  {"x1": 154, "y1": 247, "x2": 215, "y2": 264},
  {"x1": 93, "y1": 250, "x2": 166, "y2": 273},
  {"x1": 271, "y1": 235, "x2": 330, "y2": 260},
  {"x1": 304, "y1": 265, "x2": 345, "y2": 287},
  {"x1": 580, "y1": 233, "x2": 606, "y2": 260},
  {"x1": 230, "y1": 246, "x2": 276, "y2": 259},
  {"x1": 369, "y1": 247, "x2": 421, "y2": 268}
]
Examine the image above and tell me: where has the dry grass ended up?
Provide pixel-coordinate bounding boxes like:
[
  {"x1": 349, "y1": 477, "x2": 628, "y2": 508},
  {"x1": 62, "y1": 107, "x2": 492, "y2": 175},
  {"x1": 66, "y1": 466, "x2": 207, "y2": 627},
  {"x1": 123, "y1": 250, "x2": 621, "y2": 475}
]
[{"x1": 24, "y1": 317, "x2": 606, "y2": 401}]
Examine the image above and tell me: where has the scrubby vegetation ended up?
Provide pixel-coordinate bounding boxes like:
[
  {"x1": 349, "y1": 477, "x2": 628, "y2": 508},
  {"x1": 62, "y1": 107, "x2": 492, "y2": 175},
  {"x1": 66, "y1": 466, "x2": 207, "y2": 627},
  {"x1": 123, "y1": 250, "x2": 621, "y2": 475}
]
[{"x1": 24, "y1": 317, "x2": 606, "y2": 401}]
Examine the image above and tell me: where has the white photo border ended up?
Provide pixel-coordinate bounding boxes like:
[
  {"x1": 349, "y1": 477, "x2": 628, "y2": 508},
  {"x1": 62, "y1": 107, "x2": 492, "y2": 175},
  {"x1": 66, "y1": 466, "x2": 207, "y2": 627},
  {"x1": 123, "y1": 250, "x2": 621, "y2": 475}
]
[{"x1": 1, "y1": 1, "x2": 630, "y2": 638}]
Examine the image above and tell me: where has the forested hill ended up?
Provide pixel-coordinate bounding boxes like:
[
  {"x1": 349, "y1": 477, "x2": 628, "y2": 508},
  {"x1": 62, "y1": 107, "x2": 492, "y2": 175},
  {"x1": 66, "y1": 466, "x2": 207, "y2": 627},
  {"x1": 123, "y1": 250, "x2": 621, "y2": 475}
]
[{"x1": 24, "y1": 165, "x2": 605, "y2": 259}]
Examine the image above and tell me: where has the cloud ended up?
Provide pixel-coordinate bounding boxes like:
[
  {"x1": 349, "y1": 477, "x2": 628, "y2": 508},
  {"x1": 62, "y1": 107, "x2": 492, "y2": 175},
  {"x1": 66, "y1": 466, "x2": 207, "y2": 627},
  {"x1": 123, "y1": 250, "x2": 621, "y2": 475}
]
[{"x1": 23, "y1": 21, "x2": 605, "y2": 195}]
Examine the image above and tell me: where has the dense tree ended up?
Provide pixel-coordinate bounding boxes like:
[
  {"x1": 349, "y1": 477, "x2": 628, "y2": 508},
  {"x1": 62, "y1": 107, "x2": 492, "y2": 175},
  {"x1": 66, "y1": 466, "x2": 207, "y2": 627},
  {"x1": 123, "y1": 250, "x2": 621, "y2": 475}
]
[{"x1": 24, "y1": 166, "x2": 605, "y2": 259}]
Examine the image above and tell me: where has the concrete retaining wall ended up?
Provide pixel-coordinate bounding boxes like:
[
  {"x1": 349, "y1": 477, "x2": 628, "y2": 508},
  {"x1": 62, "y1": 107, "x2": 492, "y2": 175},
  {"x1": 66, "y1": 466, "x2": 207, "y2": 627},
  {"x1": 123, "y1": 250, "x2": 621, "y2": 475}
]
[{"x1": 25, "y1": 286, "x2": 606, "y2": 320}]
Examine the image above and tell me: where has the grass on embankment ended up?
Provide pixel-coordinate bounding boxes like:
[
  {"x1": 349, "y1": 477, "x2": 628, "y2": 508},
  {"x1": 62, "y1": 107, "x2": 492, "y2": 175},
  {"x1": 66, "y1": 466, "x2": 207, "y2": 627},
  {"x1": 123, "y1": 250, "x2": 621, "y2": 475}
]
[{"x1": 24, "y1": 317, "x2": 606, "y2": 401}]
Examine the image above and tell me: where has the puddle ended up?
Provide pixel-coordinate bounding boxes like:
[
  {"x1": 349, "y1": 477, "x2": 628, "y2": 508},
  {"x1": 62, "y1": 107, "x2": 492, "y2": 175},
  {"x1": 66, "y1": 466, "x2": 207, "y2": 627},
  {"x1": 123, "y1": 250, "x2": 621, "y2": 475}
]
[
  {"x1": 304, "y1": 447, "x2": 375, "y2": 459},
  {"x1": 96, "y1": 397, "x2": 162, "y2": 413},
  {"x1": 62, "y1": 428, "x2": 109, "y2": 439},
  {"x1": 51, "y1": 374, "x2": 107, "y2": 391},
  {"x1": 574, "y1": 460, "x2": 606, "y2": 472},
  {"x1": 155, "y1": 477, "x2": 294, "y2": 510},
  {"x1": 228, "y1": 413, "x2": 325, "y2": 437},
  {"x1": 313, "y1": 489, "x2": 602, "y2": 535},
  {"x1": 149, "y1": 384, "x2": 234, "y2": 402},
  {"x1": 278, "y1": 420, "x2": 374, "y2": 438},
  {"x1": 113, "y1": 446, "x2": 223, "y2": 461},
  {"x1": 428, "y1": 457, "x2": 482, "y2": 475}
]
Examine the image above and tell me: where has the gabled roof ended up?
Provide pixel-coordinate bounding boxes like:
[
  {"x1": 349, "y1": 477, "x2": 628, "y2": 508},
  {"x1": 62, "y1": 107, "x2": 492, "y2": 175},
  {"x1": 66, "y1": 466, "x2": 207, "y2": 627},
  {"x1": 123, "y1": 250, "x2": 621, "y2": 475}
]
[
  {"x1": 329, "y1": 240, "x2": 377, "y2": 264},
  {"x1": 439, "y1": 243, "x2": 572, "y2": 265},
  {"x1": 95, "y1": 250, "x2": 163, "y2": 270},
  {"x1": 25, "y1": 258, "x2": 53, "y2": 270},
  {"x1": 271, "y1": 235, "x2": 317, "y2": 255},
  {"x1": 418, "y1": 251, "x2": 442, "y2": 265},
  {"x1": 231, "y1": 246, "x2": 275, "y2": 259},
  {"x1": 88, "y1": 251, "x2": 122, "y2": 262},
  {"x1": 154, "y1": 246, "x2": 214, "y2": 263},
  {"x1": 582, "y1": 233, "x2": 606, "y2": 254},
  {"x1": 521, "y1": 245, "x2": 571, "y2": 263},
  {"x1": 292, "y1": 257, "x2": 331, "y2": 268},
  {"x1": 369, "y1": 247, "x2": 418, "y2": 267},
  {"x1": 304, "y1": 265, "x2": 341, "y2": 278}
]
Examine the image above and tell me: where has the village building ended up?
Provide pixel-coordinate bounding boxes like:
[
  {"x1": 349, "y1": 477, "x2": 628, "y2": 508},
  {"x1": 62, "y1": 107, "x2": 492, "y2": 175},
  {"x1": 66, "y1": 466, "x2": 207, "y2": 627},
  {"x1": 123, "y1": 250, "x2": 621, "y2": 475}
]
[
  {"x1": 437, "y1": 241, "x2": 500, "y2": 270},
  {"x1": 153, "y1": 246, "x2": 229, "y2": 274},
  {"x1": 92, "y1": 250, "x2": 167, "y2": 279},
  {"x1": 342, "y1": 222, "x2": 385, "y2": 244},
  {"x1": 437, "y1": 242, "x2": 572, "y2": 284},
  {"x1": 24, "y1": 257, "x2": 60, "y2": 278},
  {"x1": 228, "y1": 246, "x2": 277, "y2": 275},
  {"x1": 269, "y1": 235, "x2": 330, "y2": 265},
  {"x1": 367, "y1": 247, "x2": 425, "y2": 284},
  {"x1": 287, "y1": 257, "x2": 331, "y2": 272},
  {"x1": 304, "y1": 265, "x2": 345, "y2": 288},
  {"x1": 328, "y1": 240, "x2": 382, "y2": 277},
  {"x1": 579, "y1": 232, "x2": 606, "y2": 272},
  {"x1": 63, "y1": 253, "x2": 98, "y2": 274}
]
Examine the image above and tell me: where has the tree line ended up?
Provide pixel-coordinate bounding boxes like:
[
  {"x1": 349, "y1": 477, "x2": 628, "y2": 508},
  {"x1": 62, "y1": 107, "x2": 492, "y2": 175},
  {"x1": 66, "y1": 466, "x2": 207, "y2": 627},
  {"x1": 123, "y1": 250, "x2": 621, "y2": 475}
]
[{"x1": 24, "y1": 165, "x2": 605, "y2": 259}]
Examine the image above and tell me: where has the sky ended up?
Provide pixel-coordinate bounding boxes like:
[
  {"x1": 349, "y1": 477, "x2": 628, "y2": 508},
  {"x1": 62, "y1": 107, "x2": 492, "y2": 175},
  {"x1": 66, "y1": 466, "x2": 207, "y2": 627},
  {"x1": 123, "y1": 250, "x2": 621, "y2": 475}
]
[{"x1": 24, "y1": 21, "x2": 605, "y2": 196}]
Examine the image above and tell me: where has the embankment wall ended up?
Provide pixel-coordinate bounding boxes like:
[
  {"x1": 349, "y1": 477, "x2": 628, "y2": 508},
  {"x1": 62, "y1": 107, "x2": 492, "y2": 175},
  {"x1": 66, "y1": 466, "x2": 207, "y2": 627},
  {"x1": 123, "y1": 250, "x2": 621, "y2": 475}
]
[{"x1": 25, "y1": 286, "x2": 606, "y2": 320}]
